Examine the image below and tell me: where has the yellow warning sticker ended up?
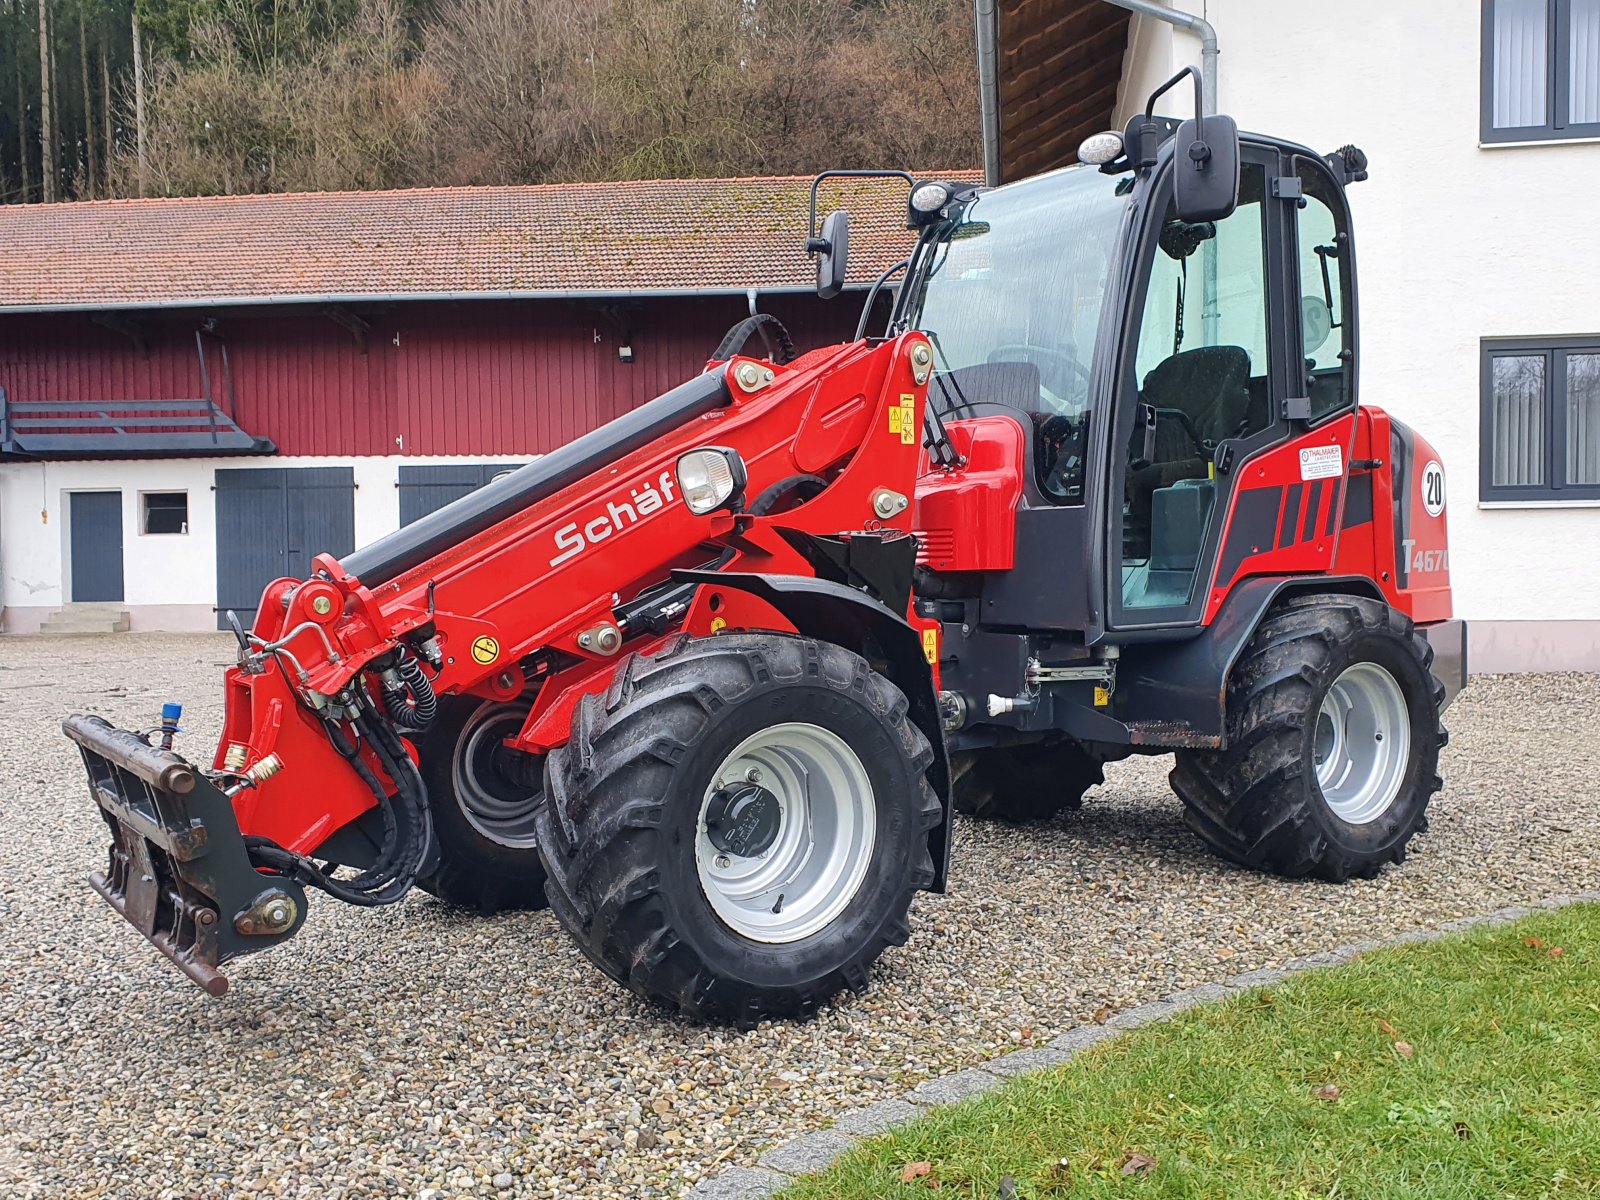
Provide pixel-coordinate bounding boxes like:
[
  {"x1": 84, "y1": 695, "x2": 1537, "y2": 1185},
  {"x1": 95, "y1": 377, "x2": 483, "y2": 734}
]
[
  {"x1": 899, "y1": 393, "x2": 917, "y2": 445},
  {"x1": 471, "y1": 635, "x2": 500, "y2": 665},
  {"x1": 1093, "y1": 686, "x2": 1110, "y2": 708},
  {"x1": 888, "y1": 407, "x2": 903, "y2": 434},
  {"x1": 922, "y1": 627, "x2": 939, "y2": 664}
]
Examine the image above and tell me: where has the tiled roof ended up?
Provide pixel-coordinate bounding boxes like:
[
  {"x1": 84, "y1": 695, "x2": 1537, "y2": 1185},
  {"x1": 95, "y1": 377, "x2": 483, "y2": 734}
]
[{"x1": 0, "y1": 172, "x2": 981, "y2": 313}]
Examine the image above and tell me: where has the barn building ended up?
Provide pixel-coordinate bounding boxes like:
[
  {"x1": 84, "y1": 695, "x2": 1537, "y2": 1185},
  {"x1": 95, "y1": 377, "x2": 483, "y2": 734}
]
[{"x1": 0, "y1": 175, "x2": 947, "y2": 633}]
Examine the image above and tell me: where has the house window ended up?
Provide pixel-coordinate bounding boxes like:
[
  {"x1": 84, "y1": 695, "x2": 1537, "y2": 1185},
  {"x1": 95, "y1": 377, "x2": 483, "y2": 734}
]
[
  {"x1": 141, "y1": 491, "x2": 189, "y2": 534},
  {"x1": 1482, "y1": 0, "x2": 1600, "y2": 142},
  {"x1": 1481, "y1": 337, "x2": 1600, "y2": 500}
]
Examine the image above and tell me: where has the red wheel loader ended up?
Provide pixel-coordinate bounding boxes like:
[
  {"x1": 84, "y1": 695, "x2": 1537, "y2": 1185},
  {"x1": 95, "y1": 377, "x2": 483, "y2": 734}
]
[{"x1": 66, "y1": 76, "x2": 1465, "y2": 1023}]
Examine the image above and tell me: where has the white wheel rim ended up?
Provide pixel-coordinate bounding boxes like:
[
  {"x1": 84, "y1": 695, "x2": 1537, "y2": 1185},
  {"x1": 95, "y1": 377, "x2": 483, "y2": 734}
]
[
  {"x1": 1313, "y1": 662, "x2": 1411, "y2": 825},
  {"x1": 695, "y1": 722, "x2": 877, "y2": 944}
]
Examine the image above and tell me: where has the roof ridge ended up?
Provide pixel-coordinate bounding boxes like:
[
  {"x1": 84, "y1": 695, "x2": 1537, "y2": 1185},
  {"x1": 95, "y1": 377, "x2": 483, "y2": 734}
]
[{"x1": 2, "y1": 169, "x2": 983, "y2": 213}]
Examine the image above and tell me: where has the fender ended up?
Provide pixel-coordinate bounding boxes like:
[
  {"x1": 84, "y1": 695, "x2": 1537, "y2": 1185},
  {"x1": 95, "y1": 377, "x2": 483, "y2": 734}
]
[
  {"x1": 1115, "y1": 574, "x2": 1386, "y2": 748},
  {"x1": 675, "y1": 568, "x2": 953, "y2": 893}
]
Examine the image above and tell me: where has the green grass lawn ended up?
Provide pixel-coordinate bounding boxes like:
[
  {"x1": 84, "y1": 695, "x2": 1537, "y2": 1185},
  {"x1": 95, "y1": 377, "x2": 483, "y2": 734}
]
[{"x1": 781, "y1": 905, "x2": 1600, "y2": 1200}]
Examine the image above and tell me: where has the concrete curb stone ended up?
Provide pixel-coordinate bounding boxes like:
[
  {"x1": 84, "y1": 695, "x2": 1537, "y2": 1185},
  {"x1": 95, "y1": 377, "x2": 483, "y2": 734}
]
[
  {"x1": 685, "y1": 1167, "x2": 792, "y2": 1198},
  {"x1": 831, "y1": 1099, "x2": 924, "y2": 1136},
  {"x1": 684, "y1": 897, "x2": 1600, "y2": 1198},
  {"x1": 756, "y1": 1131, "x2": 859, "y2": 1176},
  {"x1": 979, "y1": 1045, "x2": 1078, "y2": 1077},
  {"x1": 905, "y1": 1067, "x2": 1004, "y2": 1107}
]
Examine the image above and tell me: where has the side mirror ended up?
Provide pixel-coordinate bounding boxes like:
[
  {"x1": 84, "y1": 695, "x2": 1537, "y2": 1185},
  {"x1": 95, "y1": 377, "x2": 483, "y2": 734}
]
[
  {"x1": 809, "y1": 209, "x2": 850, "y2": 300},
  {"x1": 1172, "y1": 113, "x2": 1240, "y2": 223}
]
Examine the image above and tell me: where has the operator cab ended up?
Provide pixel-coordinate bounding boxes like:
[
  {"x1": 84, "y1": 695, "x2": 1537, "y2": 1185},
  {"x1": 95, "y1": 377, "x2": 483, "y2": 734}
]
[{"x1": 883, "y1": 73, "x2": 1362, "y2": 643}]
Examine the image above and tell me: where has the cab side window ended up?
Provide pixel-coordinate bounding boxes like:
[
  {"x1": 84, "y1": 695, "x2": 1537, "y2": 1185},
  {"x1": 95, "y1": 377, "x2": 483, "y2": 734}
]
[
  {"x1": 1121, "y1": 160, "x2": 1273, "y2": 611},
  {"x1": 1296, "y1": 159, "x2": 1354, "y2": 421}
]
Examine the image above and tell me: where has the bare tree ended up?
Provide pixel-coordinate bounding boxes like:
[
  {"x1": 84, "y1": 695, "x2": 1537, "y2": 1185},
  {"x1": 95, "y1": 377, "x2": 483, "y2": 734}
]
[
  {"x1": 130, "y1": 0, "x2": 145, "y2": 194},
  {"x1": 98, "y1": 23, "x2": 112, "y2": 169},
  {"x1": 38, "y1": 0, "x2": 54, "y2": 200},
  {"x1": 421, "y1": 0, "x2": 605, "y2": 184},
  {"x1": 79, "y1": 0, "x2": 97, "y2": 194},
  {"x1": 15, "y1": 0, "x2": 34, "y2": 200}
]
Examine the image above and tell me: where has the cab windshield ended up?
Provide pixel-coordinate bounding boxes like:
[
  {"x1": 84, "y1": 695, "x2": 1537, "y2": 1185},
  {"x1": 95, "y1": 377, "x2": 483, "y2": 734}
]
[{"x1": 903, "y1": 165, "x2": 1129, "y2": 502}]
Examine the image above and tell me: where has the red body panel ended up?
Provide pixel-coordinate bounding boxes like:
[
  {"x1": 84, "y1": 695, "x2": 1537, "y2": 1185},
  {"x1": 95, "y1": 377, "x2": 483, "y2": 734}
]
[
  {"x1": 218, "y1": 337, "x2": 934, "y2": 852},
  {"x1": 1206, "y1": 406, "x2": 1452, "y2": 625},
  {"x1": 913, "y1": 416, "x2": 1026, "y2": 572}
]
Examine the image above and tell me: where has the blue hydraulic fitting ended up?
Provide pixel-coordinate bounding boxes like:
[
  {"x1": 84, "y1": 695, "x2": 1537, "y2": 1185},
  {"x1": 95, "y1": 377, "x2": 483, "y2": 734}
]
[{"x1": 160, "y1": 702, "x2": 183, "y2": 751}]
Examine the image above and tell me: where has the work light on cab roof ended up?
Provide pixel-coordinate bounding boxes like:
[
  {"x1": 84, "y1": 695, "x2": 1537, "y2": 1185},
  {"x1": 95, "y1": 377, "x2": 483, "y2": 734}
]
[{"x1": 1078, "y1": 129, "x2": 1127, "y2": 165}]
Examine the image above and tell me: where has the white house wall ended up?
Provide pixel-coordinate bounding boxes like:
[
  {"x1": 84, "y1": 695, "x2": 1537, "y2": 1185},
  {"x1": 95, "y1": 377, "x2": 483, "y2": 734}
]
[
  {"x1": 1117, "y1": 0, "x2": 1600, "y2": 670},
  {"x1": 0, "y1": 455, "x2": 515, "y2": 633}
]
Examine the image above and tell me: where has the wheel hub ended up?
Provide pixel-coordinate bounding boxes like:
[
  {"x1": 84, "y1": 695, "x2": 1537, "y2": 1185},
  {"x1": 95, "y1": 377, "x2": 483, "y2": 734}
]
[
  {"x1": 1313, "y1": 661, "x2": 1411, "y2": 825},
  {"x1": 694, "y1": 722, "x2": 878, "y2": 944},
  {"x1": 704, "y1": 784, "x2": 782, "y2": 858}
]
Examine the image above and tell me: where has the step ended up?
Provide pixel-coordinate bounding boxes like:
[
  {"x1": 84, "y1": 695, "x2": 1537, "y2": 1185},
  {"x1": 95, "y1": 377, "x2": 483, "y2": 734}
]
[{"x1": 39, "y1": 607, "x2": 132, "y2": 635}]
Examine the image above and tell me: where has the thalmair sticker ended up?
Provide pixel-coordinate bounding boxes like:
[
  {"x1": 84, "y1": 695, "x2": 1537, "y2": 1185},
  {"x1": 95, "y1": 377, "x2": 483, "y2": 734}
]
[
  {"x1": 1421, "y1": 459, "x2": 1445, "y2": 517},
  {"x1": 1299, "y1": 445, "x2": 1343, "y2": 480},
  {"x1": 471, "y1": 635, "x2": 500, "y2": 665}
]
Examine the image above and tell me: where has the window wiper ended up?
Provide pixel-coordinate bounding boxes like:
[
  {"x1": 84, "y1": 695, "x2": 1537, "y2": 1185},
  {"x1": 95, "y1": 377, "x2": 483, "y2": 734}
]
[
  {"x1": 924, "y1": 332, "x2": 975, "y2": 418},
  {"x1": 920, "y1": 331, "x2": 968, "y2": 469}
]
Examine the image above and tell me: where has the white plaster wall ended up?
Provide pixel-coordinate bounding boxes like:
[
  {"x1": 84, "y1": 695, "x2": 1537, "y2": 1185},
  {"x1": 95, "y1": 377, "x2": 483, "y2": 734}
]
[
  {"x1": 0, "y1": 455, "x2": 530, "y2": 629},
  {"x1": 1116, "y1": 0, "x2": 1600, "y2": 626}
]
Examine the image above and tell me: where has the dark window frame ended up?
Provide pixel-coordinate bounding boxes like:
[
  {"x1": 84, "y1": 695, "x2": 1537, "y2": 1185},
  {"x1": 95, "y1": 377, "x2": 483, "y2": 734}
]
[
  {"x1": 140, "y1": 490, "x2": 190, "y2": 535},
  {"x1": 1480, "y1": 334, "x2": 1600, "y2": 501},
  {"x1": 1290, "y1": 155, "x2": 1359, "y2": 428},
  {"x1": 1481, "y1": 0, "x2": 1600, "y2": 143}
]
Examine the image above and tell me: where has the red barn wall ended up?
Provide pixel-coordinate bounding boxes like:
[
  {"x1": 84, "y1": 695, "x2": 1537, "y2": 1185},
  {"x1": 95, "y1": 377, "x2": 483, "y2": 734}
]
[{"x1": 0, "y1": 292, "x2": 869, "y2": 457}]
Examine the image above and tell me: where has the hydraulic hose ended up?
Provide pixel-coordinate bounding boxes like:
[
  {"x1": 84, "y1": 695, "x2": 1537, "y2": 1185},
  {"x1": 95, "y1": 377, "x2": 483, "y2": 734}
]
[
  {"x1": 244, "y1": 709, "x2": 431, "y2": 907},
  {"x1": 388, "y1": 654, "x2": 438, "y2": 731}
]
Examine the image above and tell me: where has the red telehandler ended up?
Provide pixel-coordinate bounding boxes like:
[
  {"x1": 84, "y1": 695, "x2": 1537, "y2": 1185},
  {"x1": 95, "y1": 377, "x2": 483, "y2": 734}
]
[{"x1": 67, "y1": 77, "x2": 1464, "y2": 1023}]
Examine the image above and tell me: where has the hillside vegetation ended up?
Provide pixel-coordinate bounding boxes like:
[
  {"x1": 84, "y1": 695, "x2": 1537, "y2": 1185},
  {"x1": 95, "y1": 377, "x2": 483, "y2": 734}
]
[{"x1": 0, "y1": 0, "x2": 979, "y2": 203}]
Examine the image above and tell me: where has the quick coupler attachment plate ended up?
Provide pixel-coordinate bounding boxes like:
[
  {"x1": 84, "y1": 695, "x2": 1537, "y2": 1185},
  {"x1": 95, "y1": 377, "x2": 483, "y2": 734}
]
[{"x1": 62, "y1": 714, "x2": 308, "y2": 996}]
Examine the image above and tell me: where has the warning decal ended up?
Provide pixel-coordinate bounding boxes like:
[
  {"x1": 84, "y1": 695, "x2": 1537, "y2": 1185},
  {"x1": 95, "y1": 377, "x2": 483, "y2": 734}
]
[
  {"x1": 898, "y1": 393, "x2": 917, "y2": 444},
  {"x1": 1299, "y1": 445, "x2": 1343, "y2": 481},
  {"x1": 470, "y1": 635, "x2": 500, "y2": 665}
]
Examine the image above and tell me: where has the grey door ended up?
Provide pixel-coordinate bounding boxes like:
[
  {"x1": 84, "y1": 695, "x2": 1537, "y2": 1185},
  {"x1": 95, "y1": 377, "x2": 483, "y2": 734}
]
[
  {"x1": 215, "y1": 467, "x2": 356, "y2": 629},
  {"x1": 69, "y1": 491, "x2": 124, "y2": 602},
  {"x1": 397, "y1": 464, "x2": 524, "y2": 526}
]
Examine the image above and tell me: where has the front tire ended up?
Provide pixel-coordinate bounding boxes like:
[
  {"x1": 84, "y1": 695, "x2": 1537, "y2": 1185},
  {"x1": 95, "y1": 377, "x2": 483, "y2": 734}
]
[
  {"x1": 414, "y1": 697, "x2": 550, "y2": 914},
  {"x1": 535, "y1": 633, "x2": 942, "y2": 1025},
  {"x1": 1171, "y1": 593, "x2": 1445, "y2": 883}
]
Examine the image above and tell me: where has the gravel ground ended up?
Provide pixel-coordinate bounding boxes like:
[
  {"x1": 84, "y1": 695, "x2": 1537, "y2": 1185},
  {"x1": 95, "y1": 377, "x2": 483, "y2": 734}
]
[{"x1": 1, "y1": 633, "x2": 1595, "y2": 1200}]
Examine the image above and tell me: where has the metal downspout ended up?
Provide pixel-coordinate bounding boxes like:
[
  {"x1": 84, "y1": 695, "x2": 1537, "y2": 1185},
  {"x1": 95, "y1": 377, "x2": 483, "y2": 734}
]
[
  {"x1": 975, "y1": 0, "x2": 1002, "y2": 185},
  {"x1": 1098, "y1": 0, "x2": 1218, "y2": 115},
  {"x1": 1100, "y1": 0, "x2": 1221, "y2": 339}
]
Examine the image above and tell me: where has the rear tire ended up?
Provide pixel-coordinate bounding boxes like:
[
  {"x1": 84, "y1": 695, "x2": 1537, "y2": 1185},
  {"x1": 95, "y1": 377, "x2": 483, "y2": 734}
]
[
  {"x1": 535, "y1": 632, "x2": 942, "y2": 1025},
  {"x1": 1171, "y1": 593, "x2": 1445, "y2": 883},
  {"x1": 415, "y1": 697, "x2": 550, "y2": 914},
  {"x1": 953, "y1": 742, "x2": 1104, "y2": 822}
]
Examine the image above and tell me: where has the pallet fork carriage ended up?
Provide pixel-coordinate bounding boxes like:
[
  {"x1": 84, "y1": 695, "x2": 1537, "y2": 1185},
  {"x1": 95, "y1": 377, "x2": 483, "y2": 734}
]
[{"x1": 67, "y1": 75, "x2": 1464, "y2": 1022}]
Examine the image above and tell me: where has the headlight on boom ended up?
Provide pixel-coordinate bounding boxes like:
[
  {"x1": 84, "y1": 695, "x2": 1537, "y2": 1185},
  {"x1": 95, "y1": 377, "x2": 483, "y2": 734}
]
[{"x1": 676, "y1": 447, "x2": 748, "y2": 515}]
